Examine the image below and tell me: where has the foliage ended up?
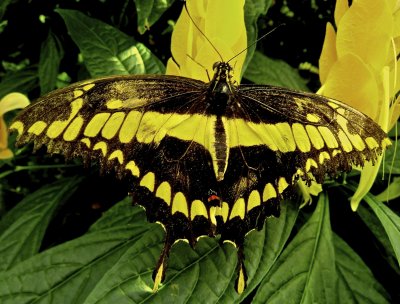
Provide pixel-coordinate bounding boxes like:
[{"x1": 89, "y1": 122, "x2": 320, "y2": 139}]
[{"x1": 0, "y1": 0, "x2": 399, "y2": 303}]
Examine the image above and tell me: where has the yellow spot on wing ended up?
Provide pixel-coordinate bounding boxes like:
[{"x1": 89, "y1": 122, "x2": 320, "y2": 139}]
[
  {"x1": 152, "y1": 261, "x2": 164, "y2": 292},
  {"x1": 306, "y1": 158, "x2": 318, "y2": 171},
  {"x1": 84, "y1": 113, "x2": 111, "y2": 137},
  {"x1": 382, "y1": 138, "x2": 391, "y2": 149},
  {"x1": 47, "y1": 98, "x2": 83, "y2": 139},
  {"x1": 275, "y1": 123, "x2": 296, "y2": 152},
  {"x1": 210, "y1": 206, "x2": 217, "y2": 226},
  {"x1": 64, "y1": 116, "x2": 84, "y2": 141},
  {"x1": 332, "y1": 149, "x2": 341, "y2": 157},
  {"x1": 125, "y1": 160, "x2": 140, "y2": 177},
  {"x1": 306, "y1": 113, "x2": 320, "y2": 123},
  {"x1": 9, "y1": 121, "x2": 24, "y2": 135},
  {"x1": 119, "y1": 111, "x2": 143, "y2": 143},
  {"x1": 306, "y1": 125, "x2": 325, "y2": 150},
  {"x1": 108, "y1": 150, "x2": 124, "y2": 164},
  {"x1": 365, "y1": 137, "x2": 379, "y2": 149},
  {"x1": 336, "y1": 116, "x2": 365, "y2": 151},
  {"x1": 319, "y1": 151, "x2": 330, "y2": 164},
  {"x1": 28, "y1": 121, "x2": 47, "y2": 135},
  {"x1": 81, "y1": 138, "x2": 91, "y2": 148},
  {"x1": 229, "y1": 198, "x2": 245, "y2": 220},
  {"x1": 214, "y1": 202, "x2": 229, "y2": 223},
  {"x1": 337, "y1": 130, "x2": 353, "y2": 152},
  {"x1": 278, "y1": 177, "x2": 289, "y2": 194},
  {"x1": 167, "y1": 114, "x2": 211, "y2": 147},
  {"x1": 190, "y1": 200, "x2": 208, "y2": 220},
  {"x1": 262, "y1": 183, "x2": 276, "y2": 201},
  {"x1": 93, "y1": 141, "x2": 107, "y2": 156},
  {"x1": 229, "y1": 119, "x2": 278, "y2": 151},
  {"x1": 318, "y1": 126, "x2": 339, "y2": 148},
  {"x1": 82, "y1": 83, "x2": 95, "y2": 91},
  {"x1": 236, "y1": 265, "x2": 246, "y2": 294},
  {"x1": 101, "y1": 112, "x2": 125, "y2": 139},
  {"x1": 105, "y1": 98, "x2": 124, "y2": 109},
  {"x1": 328, "y1": 101, "x2": 339, "y2": 109},
  {"x1": 140, "y1": 172, "x2": 155, "y2": 192},
  {"x1": 156, "y1": 181, "x2": 172, "y2": 206},
  {"x1": 292, "y1": 123, "x2": 311, "y2": 152},
  {"x1": 172, "y1": 192, "x2": 189, "y2": 217},
  {"x1": 73, "y1": 90, "x2": 83, "y2": 98},
  {"x1": 221, "y1": 202, "x2": 229, "y2": 223},
  {"x1": 247, "y1": 190, "x2": 261, "y2": 212}
]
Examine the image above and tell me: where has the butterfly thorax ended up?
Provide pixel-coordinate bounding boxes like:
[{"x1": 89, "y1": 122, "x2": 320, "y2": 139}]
[{"x1": 206, "y1": 62, "x2": 235, "y2": 182}]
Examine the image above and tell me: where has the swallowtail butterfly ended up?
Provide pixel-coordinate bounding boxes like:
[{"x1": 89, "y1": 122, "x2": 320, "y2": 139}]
[{"x1": 10, "y1": 60, "x2": 390, "y2": 293}]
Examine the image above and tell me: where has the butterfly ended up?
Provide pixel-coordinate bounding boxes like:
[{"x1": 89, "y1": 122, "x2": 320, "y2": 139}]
[{"x1": 10, "y1": 60, "x2": 391, "y2": 293}]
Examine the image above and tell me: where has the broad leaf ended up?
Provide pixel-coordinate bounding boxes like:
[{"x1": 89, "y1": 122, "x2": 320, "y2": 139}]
[
  {"x1": 224, "y1": 199, "x2": 300, "y2": 303},
  {"x1": 243, "y1": 0, "x2": 272, "y2": 73},
  {"x1": 362, "y1": 191, "x2": 400, "y2": 267},
  {"x1": 56, "y1": 9, "x2": 165, "y2": 77},
  {"x1": 39, "y1": 31, "x2": 64, "y2": 94},
  {"x1": 83, "y1": 199, "x2": 299, "y2": 303},
  {"x1": 244, "y1": 51, "x2": 309, "y2": 90},
  {"x1": 375, "y1": 177, "x2": 400, "y2": 202},
  {"x1": 382, "y1": 140, "x2": 400, "y2": 174},
  {"x1": 253, "y1": 193, "x2": 338, "y2": 304},
  {"x1": 0, "y1": 69, "x2": 37, "y2": 97},
  {"x1": 0, "y1": 177, "x2": 82, "y2": 272},
  {"x1": 0, "y1": 202, "x2": 152, "y2": 304},
  {"x1": 135, "y1": 0, "x2": 175, "y2": 34},
  {"x1": 0, "y1": 0, "x2": 12, "y2": 21},
  {"x1": 334, "y1": 233, "x2": 390, "y2": 303},
  {"x1": 358, "y1": 204, "x2": 400, "y2": 275}
]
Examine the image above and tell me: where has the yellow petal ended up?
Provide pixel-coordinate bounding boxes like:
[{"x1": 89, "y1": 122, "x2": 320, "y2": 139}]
[
  {"x1": 319, "y1": 22, "x2": 337, "y2": 84},
  {"x1": 350, "y1": 159, "x2": 383, "y2": 211},
  {"x1": 336, "y1": 0, "x2": 393, "y2": 72},
  {"x1": 166, "y1": 0, "x2": 247, "y2": 83},
  {"x1": 319, "y1": 53, "x2": 379, "y2": 121},
  {"x1": 0, "y1": 148, "x2": 13, "y2": 159},
  {"x1": 0, "y1": 92, "x2": 30, "y2": 116},
  {"x1": 350, "y1": 67, "x2": 392, "y2": 210},
  {"x1": 0, "y1": 118, "x2": 8, "y2": 150},
  {"x1": 389, "y1": 95, "x2": 400, "y2": 129},
  {"x1": 334, "y1": 0, "x2": 349, "y2": 26}
]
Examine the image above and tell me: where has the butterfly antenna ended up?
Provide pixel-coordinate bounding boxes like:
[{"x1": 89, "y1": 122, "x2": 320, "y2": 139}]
[
  {"x1": 184, "y1": 2, "x2": 224, "y2": 62},
  {"x1": 227, "y1": 23, "x2": 286, "y2": 64}
]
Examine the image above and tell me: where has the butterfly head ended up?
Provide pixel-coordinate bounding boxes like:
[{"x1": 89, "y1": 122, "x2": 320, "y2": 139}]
[{"x1": 212, "y1": 61, "x2": 233, "y2": 83}]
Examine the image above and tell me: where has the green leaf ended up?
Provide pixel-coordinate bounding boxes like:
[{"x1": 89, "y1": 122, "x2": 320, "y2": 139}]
[
  {"x1": 0, "y1": 0, "x2": 12, "y2": 21},
  {"x1": 225, "y1": 199, "x2": 299, "y2": 302},
  {"x1": 56, "y1": 9, "x2": 165, "y2": 77},
  {"x1": 253, "y1": 193, "x2": 338, "y2": 304},
  {"x1": 135, "y1": 0, "x2": 175, "y2": 34},
  {"x1": 0, "y1": 204, "x2": 152, "y2": 304},
  {"x1": 357, "y1": 204, "x2": 400, "y2": 275},
  {"x1": 375, "y1": 176, "x2": 400, "y2": 202},
  {"x1": 38, "y1": 31, "x2": 64, "y2": 94},
  {"x1": 243, "y1": 0, "x2": 272, "y2": 73},
  {"x1": 334, "y1": 233, "x2": 390, "y2": 303},
  {"x1": 0, "y1": 177, "x2": 82, "y2": 273},
  {"x1": 362, "y1": 192, "x2": 400, "y2": 267},
  {"x1": 244, "y1": 51, "x2": 309, "y2": 90},
  {"x1": 381, "y1": 140, "x2": 400, "y2": 174},
  {"x1": 83, "y1": 200, "x2": 299, "y2": 303},
  {"x1": 0, "y1": 69, "x2": 38, "y2": 97}
]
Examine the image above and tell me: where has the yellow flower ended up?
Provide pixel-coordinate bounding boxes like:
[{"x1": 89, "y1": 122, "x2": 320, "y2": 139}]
[
  {"x1": 166, "y1": 0, "x2": 247, "y2": 83},
  {"x1": 318, "y1": 0, "x2": 400, "y2": 210},
  {"x1": 0, "y1": 92, "x2": 30, "y2": 159}
]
